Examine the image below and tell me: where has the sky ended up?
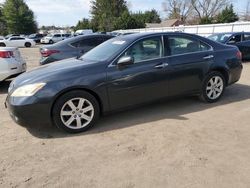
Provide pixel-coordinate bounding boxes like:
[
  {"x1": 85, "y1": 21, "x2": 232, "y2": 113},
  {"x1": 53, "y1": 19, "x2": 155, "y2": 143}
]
[{"x1": 0, "y1": 0, "x2": 247, "y2": 26}]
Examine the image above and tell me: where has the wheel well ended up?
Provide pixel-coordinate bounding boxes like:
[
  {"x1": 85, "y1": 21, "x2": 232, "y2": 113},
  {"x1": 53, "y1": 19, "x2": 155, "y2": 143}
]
[
  {"x1": 211, "y1": 68, "x2": 229, "y2": 86},
  {"x1": 51, "y1": 88, "x2": 103, "y2": 118}
]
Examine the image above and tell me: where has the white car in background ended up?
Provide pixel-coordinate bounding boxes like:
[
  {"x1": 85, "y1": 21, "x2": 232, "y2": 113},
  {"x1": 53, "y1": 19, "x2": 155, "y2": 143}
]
[
  {"x1": 41, "y1": 34, "x2": 66, "y2": 44},
  {"x1": 0, "y1": 47, "x2": 26, "y2": 82},
  {"x1": 0, "y1": 37, "x2": 36, "y2": 48}
]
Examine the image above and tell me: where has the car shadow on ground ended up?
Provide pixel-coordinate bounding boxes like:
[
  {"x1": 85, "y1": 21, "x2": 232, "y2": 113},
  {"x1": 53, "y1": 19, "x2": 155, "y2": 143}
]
[
  {"x1": 0, "y1": 80, "x2": 11, "y2": 94},
  {"x1": 22, "y1": 83, "x2": 250, "y2": 139}
]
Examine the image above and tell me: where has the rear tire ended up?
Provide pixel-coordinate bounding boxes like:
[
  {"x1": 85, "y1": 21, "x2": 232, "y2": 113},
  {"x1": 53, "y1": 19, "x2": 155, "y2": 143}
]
[
  {"x1": 25, "y1": 42, "x2": 31, "y2": 48},
  {"x1": 0, "y1": 43, "x2": 6, "y2": 47},
  {"x1": 52, "y1": 90, "x2": 100, "y2": 133},
  {"x1": 200, "y1": 71, "x2": 225, "y2": 103}
]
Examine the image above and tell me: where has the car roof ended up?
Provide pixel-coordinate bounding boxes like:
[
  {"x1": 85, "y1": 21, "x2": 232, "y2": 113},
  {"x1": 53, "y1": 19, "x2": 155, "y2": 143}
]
[
  {"x1": 116, "y1": 32, "x2": 204, "y2": 41},
  {"x1": 210, "y1": 32, "x2": 250, "y2": 35},
  {"x1": 51, "y1": 34, "x2": 113, "y2": 46}
]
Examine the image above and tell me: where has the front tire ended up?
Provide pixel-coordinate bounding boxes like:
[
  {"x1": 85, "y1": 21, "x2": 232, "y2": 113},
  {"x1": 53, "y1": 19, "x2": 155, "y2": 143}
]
[
  {"x1": 49, "y1": 40, "x2": 53, "y2": 44},
  {"x1": 200, "y1": 71, "x2": 225, "y2": 103},
  {"x1": 52, "y1": 90, "x2": 100, "y2": 133}
]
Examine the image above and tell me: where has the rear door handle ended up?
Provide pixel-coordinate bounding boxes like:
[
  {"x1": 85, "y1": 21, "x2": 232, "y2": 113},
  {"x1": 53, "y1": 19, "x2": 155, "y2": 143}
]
[
  {"x1": 203, "y1": 55, "x2": 214, "y2": 60},
  {"x1": 154, "y1": 63, "x2": 168, "y2": 69}
]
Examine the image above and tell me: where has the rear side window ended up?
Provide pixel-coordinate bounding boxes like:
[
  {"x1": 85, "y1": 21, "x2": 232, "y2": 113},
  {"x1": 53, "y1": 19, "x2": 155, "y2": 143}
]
[
  {"x1": 165, "y1": 36, "x2": 210, "y2": 56},
  {"x1": 79, "y1": 37, "x2": 104, "y2": 48},
  {"x1": 244, "y1": 34, "x2": 250, "y2": 41}
]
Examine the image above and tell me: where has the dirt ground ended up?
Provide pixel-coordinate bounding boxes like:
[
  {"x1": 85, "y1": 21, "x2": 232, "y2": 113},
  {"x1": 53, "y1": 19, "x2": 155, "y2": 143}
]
[{"x1": 0, "y1": 47, "x2": 250, "y2": 188}]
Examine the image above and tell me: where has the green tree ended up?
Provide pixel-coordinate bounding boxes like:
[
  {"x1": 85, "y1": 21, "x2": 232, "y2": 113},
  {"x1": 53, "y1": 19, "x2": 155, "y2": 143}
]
[
  {"x1": 90, "y1": 0, "x2": 128, "y2": 31},
  {"x1": 2, "y1": 0, "x2": 37, "y2": 34},
  {"x1": 0, "y1": 4, "x2": 7, "y2": 35},
  {"x1": 114, "y1": 11, "x2": 144, "y2": 30},
  {"x1": 216, "y1": 4, "x2": 238, "y2": 23},
  {"x1": 143, "y1": 9, "x2": 161, "y2": 23},
  {"x1": 75, "y1": 18, "x2": 91, "y2": 31},
  {"x1": 200, "y1": 16, "x2": 213, "y2": 24}
]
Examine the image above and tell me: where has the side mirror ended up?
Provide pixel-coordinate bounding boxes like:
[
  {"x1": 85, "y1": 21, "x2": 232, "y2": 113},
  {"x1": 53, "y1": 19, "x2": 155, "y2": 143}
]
[{"x1": 117, "y1": 56, "x2": 134, "y2": 67}]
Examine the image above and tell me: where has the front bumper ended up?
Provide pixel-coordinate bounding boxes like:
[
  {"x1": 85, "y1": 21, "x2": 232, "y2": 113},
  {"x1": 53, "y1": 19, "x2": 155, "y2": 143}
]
[{"x1": 5, "y1": 95, "x2": 52, "y2": 127}]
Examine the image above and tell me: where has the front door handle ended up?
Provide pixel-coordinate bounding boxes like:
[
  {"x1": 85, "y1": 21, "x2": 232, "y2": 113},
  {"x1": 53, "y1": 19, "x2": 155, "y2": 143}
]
[
  {"x1": 203, "y1": 55, "x2": 214, "y2": 60},
  {"x1": 154, "y1": 63, "x2": 168, "y2": 69}
]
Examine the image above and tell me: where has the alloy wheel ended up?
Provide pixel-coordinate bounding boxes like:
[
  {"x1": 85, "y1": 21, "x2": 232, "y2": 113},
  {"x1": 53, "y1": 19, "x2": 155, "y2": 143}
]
[
  {"x1": 60, "y1": 98, "x2": 94, "y2": 129},
  {"x1": 206, "y1": 76, "x2": 224, "y2": 100}
]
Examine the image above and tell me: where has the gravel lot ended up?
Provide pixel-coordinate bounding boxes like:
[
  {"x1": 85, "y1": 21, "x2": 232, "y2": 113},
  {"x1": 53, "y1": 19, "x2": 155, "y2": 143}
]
[{"x1": 0, "y1": 46, "x2": 250, "y2": 188}]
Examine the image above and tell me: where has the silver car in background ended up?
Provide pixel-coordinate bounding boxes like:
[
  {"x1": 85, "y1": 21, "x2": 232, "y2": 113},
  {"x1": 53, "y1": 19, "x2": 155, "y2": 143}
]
[{"x1": 0, "y1": 47, "x2": 26, "y2": 82}]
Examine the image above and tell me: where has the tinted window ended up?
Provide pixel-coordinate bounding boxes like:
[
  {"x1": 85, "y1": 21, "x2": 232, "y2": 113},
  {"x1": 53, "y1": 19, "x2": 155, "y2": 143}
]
[
  {"x1": 54, "y1": 34, "x2": 61, "y2": 37},
  {"x1": 167, "y1": 36, "x2": 210, "y2": 56},
  {"x1": 244, "y1": 34, "x2": 250, "y2": 41},
  {"x1": 122, "y1": 37, "x2": 162, "y2": 63},
  {"x1": 229, "y1": 34, "x2": 241, "y2": 43},
  {"x1": 10, "y1": 37, "x2": 24, "y2": 40},
  {"x1": 79, "y1": 37, "x2": 104, "y2": 48}
]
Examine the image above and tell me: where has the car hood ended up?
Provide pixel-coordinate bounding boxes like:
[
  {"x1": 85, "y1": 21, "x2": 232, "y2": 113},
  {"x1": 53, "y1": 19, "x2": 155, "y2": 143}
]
[{"x1": 9, "y1": 58, "x2": 100, "y2": 90}]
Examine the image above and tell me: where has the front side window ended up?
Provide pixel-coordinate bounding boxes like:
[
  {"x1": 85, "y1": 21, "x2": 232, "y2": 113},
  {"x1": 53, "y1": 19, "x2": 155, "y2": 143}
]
[
  {"x1": 167, "y1": 36, "x2": 210, "y2": 56},
  {"x1": 122, "y1": 37, "x2": 163, "y2": 63}
]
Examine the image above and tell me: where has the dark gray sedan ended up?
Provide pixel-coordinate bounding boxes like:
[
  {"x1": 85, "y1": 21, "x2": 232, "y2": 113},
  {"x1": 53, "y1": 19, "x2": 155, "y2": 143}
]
[
  {"x1": 6, "y1": 32, "x2": 242, "y2": 133},
  {"x1": 40, "y1": 34, "x2": 114, "y2": 65}
]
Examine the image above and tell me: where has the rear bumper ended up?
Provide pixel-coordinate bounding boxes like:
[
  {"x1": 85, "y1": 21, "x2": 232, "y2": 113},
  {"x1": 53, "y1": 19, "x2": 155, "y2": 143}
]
[
  {"x1": 0, "y1": 59, "x2": 26, "y2": 81},
  {"x1": 228, "y1": 63, "x2": 243, "y2": 85}
]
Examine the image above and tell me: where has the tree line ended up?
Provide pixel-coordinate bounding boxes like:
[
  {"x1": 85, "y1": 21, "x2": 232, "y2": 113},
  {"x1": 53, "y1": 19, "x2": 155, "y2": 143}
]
[
  {"x1": 0, "y1": 0, "x2": 249, "y2": 35},
  {"x1": 75, "y1": 0, "x2": 241, "y2": 32},
  {"x1": 0, "y1": 0, "x2": 37, "y2": 36},
  {"x1": 163, "y1": 0, "x2": 239, "y2": 25}
]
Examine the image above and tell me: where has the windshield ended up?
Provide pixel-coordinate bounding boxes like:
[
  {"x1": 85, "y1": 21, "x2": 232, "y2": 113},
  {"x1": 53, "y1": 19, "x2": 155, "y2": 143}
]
[
  {"x1": 80, "y1": 38, "x2": 128, "y2": 61},
  {"x1": 29, "y1": 34, "x2": 36, "y2": 38},
  {"x1": 208, "y1": 33, "x2": 232, "y2": 43}
]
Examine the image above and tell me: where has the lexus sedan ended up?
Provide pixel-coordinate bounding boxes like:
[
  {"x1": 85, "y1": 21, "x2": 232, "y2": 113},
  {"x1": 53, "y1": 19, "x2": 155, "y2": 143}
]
[
  {"x1": 6, "y1": 32, "x2": 242, "y2": 133},
  {"x1": 40, "y1": 34, "x2": 114, "y2": 65},
  {"x1": 208, "y1": 32, "x2": 250, "y2": 60}
]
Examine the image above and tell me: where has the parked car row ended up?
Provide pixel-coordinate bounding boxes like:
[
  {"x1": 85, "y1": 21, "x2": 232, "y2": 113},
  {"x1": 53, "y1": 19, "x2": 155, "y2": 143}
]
[{"x1": 4, "y1": 32, "x2": 243, "y2": 134}]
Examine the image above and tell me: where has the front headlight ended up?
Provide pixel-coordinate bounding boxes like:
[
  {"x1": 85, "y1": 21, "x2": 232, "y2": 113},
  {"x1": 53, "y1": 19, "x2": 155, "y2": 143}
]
[{"x1": 11, "y1": 83, "x2": 46, "y2": 97}]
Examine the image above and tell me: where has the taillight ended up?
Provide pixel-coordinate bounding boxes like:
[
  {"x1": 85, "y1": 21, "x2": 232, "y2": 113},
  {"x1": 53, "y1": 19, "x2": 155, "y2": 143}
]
[
  {"x1": 236, "y1": 51, "x2": 242, "y2": 60},
  {"x1": 41, "y1": 49, "x2": 60, "y2": 57},
  {"x1": 0, "y1": 51, "x2": 14, "y2": 58}
]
